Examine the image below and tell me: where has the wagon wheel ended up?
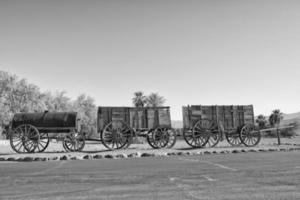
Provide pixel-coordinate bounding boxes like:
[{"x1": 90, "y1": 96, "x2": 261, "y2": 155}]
[
  {"x1": 147, "y1": 127, "x2": 170, "y2": 149},
  {"x1": 190, "y1": 119, "x2": 211, "y2": 148},
  {"x1": 183, "y1": 130, "x2": 199, "y2": 148},
  {"x1": 101, "y1": 121, "x2": 133, "y2": 151},
  {"x1": 240, "y1": 124, "x2": 261, "y2": 147},
  {"x1": 10, "y1": 124, "x2": 39, "y2": 153},
  {"x1": 166, "y1": 128, "x2": 177, "y2": 149},
  {"x1": 225, "y1": 131, "x2": 242, "y2": 147},
  {"x1": 63, "y1": 132, "x2": 85, "y2": 152},
  {"x1": 146, "y1": 129, "x2": 158, "y2": 149},
  {"x1": 206, "y1": 129, "x2": 221, "y2": 148},
  {"x1": 32, "y1": 132, "x2": 50, "y2": 153}
]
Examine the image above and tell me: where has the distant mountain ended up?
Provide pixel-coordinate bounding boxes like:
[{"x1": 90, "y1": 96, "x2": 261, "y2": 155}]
[
  {"x1": 282, "y1": 112, "x2": 300, "y2": 120},
  {"x1": 282, "y1": 112, "x2": 300, "y2": 125}
]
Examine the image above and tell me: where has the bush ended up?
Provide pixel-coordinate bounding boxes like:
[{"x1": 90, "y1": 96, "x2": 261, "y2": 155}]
[{"x1": 280, "y1": 122, "x2": 299, "y2": 138}]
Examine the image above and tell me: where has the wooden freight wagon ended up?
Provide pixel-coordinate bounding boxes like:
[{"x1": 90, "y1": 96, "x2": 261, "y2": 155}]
[
  {"x1": 97, "y1": 106, "x2": 176, "y2": 150},
  {"x1": 182, "y1": 105, "x2": 261, "y2": 148}
]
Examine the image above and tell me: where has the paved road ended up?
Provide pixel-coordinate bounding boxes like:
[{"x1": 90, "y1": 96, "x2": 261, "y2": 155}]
[{"x1": 0, "y1": 151, "x2": 299, "y2": 200}]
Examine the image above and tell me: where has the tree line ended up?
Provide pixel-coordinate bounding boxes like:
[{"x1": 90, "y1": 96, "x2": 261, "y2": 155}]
[
  {"x1": 0, "y1": 71, "x2": 97, "y2": 137},
  {"x1": 0, "y1": 71, "x2": 166, "y2": 138},
  {"x1": 256, "y1": 110, "x2": 283, "y2": 129}
]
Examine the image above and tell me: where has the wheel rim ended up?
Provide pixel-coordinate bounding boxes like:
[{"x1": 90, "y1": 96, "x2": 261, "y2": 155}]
[
  {"x1": 101, "y1": 121, "x2": 133, "y2": 150},
  {"x1": 226, "y1": 131, "x2": 242, "y2": 146},
  {"x1": 240, "y1": 124, "x2": 261, "y2": 147},
  {"x1": 147, "y1": 130, "x2": 159, "y2": 149},
  {"x1": 10, "y1": 124, "x2": 39, "y2": 153},
  {"x1": 191, "y1": 120, "x2": 211, "y2": 147},
  {"x1": 206, "y1": 130, "x2": 221, "y2": 148},
  {"x1": 33, "y1": 132, "x2": 50, "y2": 152},
  {"x1": 183, "y1": 130, "x2": 199, "y2": 148},
  {"x1": 63, "y1": 133, "x2": 85, "y2": 152},
  {"x1": 152, "y1": 127, "x2": 169, "y2": 149},
  {"x1": 166, "y1": 128, "x2": 177, "y2": 149}
]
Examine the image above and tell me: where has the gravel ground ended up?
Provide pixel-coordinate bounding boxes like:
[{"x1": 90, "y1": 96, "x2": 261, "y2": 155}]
[{"x1": 0, "y1": 137, "x2": 299, "y2": 162}]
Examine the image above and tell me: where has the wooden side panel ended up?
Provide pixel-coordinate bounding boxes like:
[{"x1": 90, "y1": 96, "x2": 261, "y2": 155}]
[
  {"x1": 184, "y1": 105, "x2": 254, "y2": 131},
  {"x1": 147, "y1": 109, "x2": 157, "y2": 129},
  {"x1": 97, "y1": 107, "x2": 110, "y2": 132},
  {"x1": 129, "y1": 108, "x2": 147, "y2": 129},
  {"x1": 158, "y1": 108, "x2": 171, "y2": 127},
  {"x1": 182, "y1": 106, "x2": 189, "y2": 130},
  {"x1": 98, "y1": 107, "x2": 130, "y2": 132}
]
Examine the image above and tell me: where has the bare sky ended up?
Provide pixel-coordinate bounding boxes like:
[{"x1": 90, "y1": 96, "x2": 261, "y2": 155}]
[{"x1": 1, "y1": 0, "x2": 300, "y2": 120}]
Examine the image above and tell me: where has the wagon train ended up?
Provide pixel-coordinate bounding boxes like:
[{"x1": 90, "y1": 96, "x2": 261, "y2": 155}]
[
  {"x1": 97, "y1": 106, "x2": 177, "y2": 150},
  {"x1": 9, "y1": 111, "x2": 85, "y2": 153},
  {"x1": 182, "y1": 105, "x2": 261, "y2": 148}
]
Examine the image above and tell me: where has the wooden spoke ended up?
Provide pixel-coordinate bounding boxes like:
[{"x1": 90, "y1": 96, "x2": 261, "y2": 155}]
[
  {"x1": 63, "y1": 132, "x2": 85, "y2": 152},
  {"x1": 189, "y1": 120, "x2": 211, "y2": 148},
  {"x1": 225, "y1": 131, "x2": 242, "y2": 147},
  {"x1": 33, "y1": 132, "x2": 50, "y2": 153},
  {"x1": 206, "y1": 130, "x2": 221, "y2": 148},
  {"x1": 183, "y1": 130, "x2": 199, "y2": 148},
  {"x1": 240, "y1": 124, "x2": 261, "y2": 147},
  {"x1": 101, "y1": 121, "x2": 133, "y2": 151},
  {"x1": 166, "y1": 128, "x2": 177, "y2": 149},
  {"x1": 153, "y1": 127, "x2": 169, "y2": 149},
  {"x1": 146, "y1": 130, "x2": 158, "y2": 149},
  {"x1": 10, "y1": 124, "x2": 40, "y2": 153}
]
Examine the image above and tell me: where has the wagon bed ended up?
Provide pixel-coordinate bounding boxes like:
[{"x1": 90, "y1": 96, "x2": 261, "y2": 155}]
[
  {"x1": 182, "y1": 105, "x2": 260, "y2": 148},
  {"x1": 97, "y1": 106, "x2": 176, "y2": 150}
]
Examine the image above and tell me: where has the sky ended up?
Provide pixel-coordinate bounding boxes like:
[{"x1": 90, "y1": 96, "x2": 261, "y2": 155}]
[{"x1": 1, "y1": 0, "x2": 300, "y2": 120}]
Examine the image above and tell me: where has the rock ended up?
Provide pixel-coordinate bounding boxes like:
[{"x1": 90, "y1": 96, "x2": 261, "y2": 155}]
[
  {"x1": 128, "y1": 152, "x2": 141, "y2": 158},
  {"x1": 104, "y1": 154, "x2": 114, "y2": 159},
  {"x1": 248, "y1": 149, "x2": 257, "y2": 152},
  {"x1": 157, "y1": 152, "x2": 168, "y2": 157},
  {"x1": 212, "y1": 151, "x2": 218, "y2": 154},
  {"x1": 0, "y1": 157, "x2": 5, "y2": 161},
  {"x1": 83, "y1": 155, "x2": 92, "y2": 160},
  {"x1": 34, "y1": 157, "x2": 43, "y2": 161},
  {"x1": 7, "y1": 157, "x2": 15, "y2": 161},
  {"x1": 203, "y1": 151, "x2": 211, "y2": 154},
  {"x1": 258, "y1": 149, "x2": 267, "y2": 152},
  {"x1": 268, "y1": 149, "x2": 276, "y2": 152},
  {"x1": 93, "y1": 154, "x2": 103, "y2": 159},
  {"x1": 232, "y1": 150, "x2": 240, "y2": 153},
  {"x1": 60, "y1": 155, "x2": 68, "y2": 160},
  {"x1": 241, "y1": 149, "x2": 246, "y2": 152},
  {"x1": 167, "y1": 152, "x2": 177, "y2": 156},
  {"x1": 23, "y1": 157, "x2": 34, "y2": 162},
  {"x1": 115, "y1": 154, "x2": 127, "y2": 159},
  {"x1": 141, "y1": 153, "x2": 154, "y2": 157},
  {"x1": 51, "y1": 157, "x2": 59, "y2": 161},
  {"x1": 70, "y1": 156, "x2": 77, "y2": 160}
]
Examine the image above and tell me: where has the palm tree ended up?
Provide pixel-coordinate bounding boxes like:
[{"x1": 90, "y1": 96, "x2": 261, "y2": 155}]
[
  {"x1": 132, "y1": 91, "x2": 147, "y2": 107},
  {"x1": 256, "y1": 114, "x2": 267, "y2": 129},
  {"x1": 146, "y1": 93, "x2": 166, "y2": 107},
  {"x1": 269, "y1": 109, "x2": 283, "y2": 127}
]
